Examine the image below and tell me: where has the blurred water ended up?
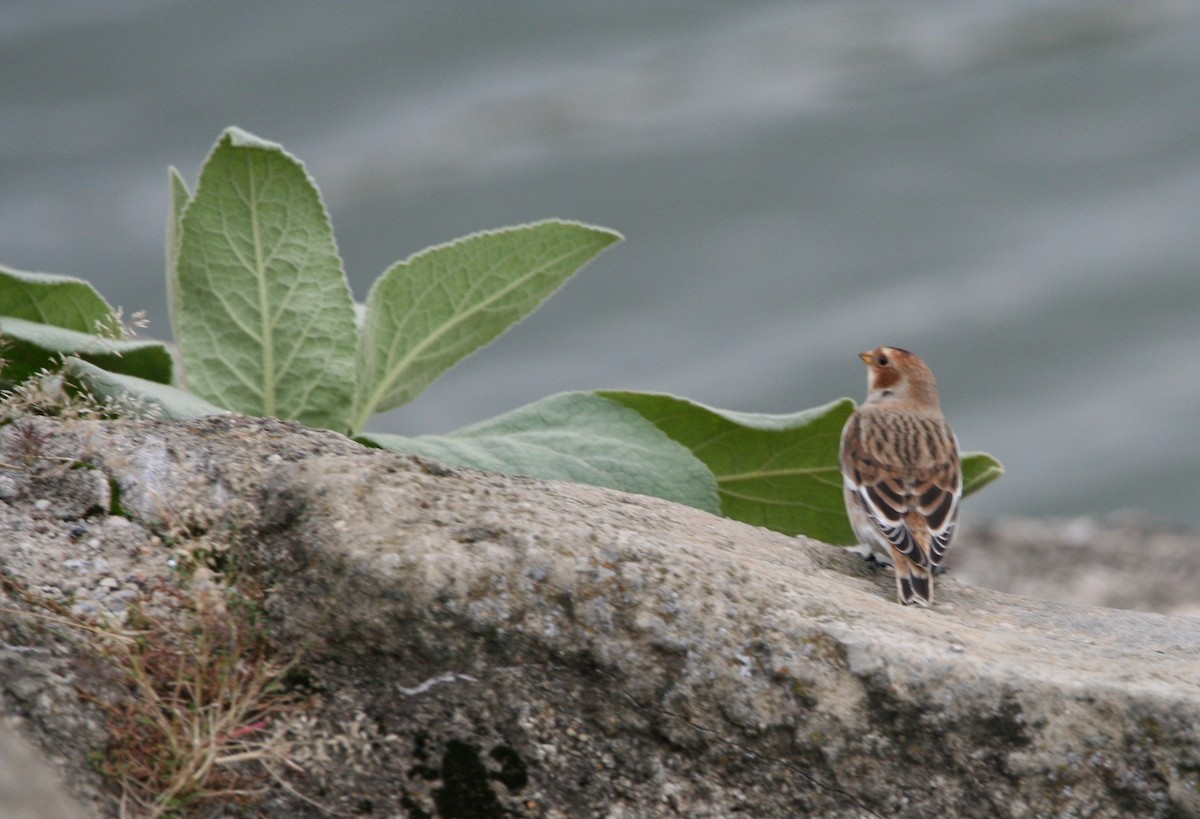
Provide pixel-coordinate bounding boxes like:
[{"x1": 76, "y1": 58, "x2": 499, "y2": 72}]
[{"x1": 2, "y1": 0, "x2": 1198, "y2": 525}]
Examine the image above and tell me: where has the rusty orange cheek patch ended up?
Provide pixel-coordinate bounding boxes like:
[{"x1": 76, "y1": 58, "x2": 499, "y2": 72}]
[{"x1": 871, "y1": 367, "x2": 901, "y2": 390}]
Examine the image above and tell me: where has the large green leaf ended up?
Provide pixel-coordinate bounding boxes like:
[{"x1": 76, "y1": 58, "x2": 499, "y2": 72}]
[
  {"x1": 0, "y1": 265, "x2": 117, "y2": 333},
  {"x1": 176, "y1": 127, "x2": 357, "y2": 431},
  {"x1": 358, "y1": 391, "x2": 719, "y2": 512},
  {"x1": 165, "y1": 166, "x2": 191, "y2": 340},
  {"x1": 962, "y1": 452, "x2": 1004, "y2": 497},
  {"x1": 605, "y1": 391, "x2": 1004, "y2": 542},
  {"x1": 63, "y1": 358, "x2": 229, "y2": 420},
  {"x1": 351, "y1": 220, "x2": 621, "y2": 432},
  {"x1": 1, "y1": 316, "x2": 173, "y2": 386},
  {"x1": 602, "y1": 392, "x2": 857, "y2": 543}
]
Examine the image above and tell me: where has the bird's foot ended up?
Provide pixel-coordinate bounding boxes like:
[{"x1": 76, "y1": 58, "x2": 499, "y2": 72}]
[{"x1": 846, "y1": 543, "x2": 893, "y2": 569}]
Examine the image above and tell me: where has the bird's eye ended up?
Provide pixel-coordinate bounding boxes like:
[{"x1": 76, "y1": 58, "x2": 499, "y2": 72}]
[{"x1": 877, "y1": 354, "x2": 889, "y2": 366}]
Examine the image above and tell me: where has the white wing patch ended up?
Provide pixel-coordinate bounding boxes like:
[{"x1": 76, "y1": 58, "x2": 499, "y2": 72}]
[{"x1": 850, "y1": 475, "x2": 959, "y2": 570}]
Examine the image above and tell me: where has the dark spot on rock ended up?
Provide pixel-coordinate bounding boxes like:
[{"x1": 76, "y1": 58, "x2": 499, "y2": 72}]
[
  {"x1": 414, "y1": 456, "x2": 456, "y2": 477},
  {"x1": 453, "y1": 526, "x2": 506, "y2": 544},
  {"x1": 980, "y1": 695, "x2": 1031, "y2": 750},
  {"x1": 400, "y1": 794, "x2": 433, "y2": 819},
  {"x1": 489, "y1": 745, "x2": 528, "y2": 791},
  {"x1": 280, "y1": 665, "x2": 322, "y2": 696},
  {"x1": 409, "y1": 731, "x2": 438, "y2": 780},
  {"x1": 434, "y1": 739, "x2": 504, "y2": 819}
]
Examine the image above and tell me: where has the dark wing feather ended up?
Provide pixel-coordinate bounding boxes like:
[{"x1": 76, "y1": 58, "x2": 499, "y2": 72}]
[{"x1": 841, "y1": 411, "x2": 961, "y2": 570}]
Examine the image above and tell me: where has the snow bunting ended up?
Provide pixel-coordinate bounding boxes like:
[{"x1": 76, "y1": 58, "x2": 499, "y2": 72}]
[{"x1": 840, "y1": 347, "x2": 961, "y2": 607}]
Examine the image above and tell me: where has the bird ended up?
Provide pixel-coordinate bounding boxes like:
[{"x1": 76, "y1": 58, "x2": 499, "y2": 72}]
[{"x1": 839, "y1": 346, "x2": 962, "y2": 607}]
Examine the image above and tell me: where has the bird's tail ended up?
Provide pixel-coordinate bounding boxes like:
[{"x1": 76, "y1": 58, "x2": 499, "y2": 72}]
[{"x1": 894, "y1": 554, "x2": 933, "y2": 607}]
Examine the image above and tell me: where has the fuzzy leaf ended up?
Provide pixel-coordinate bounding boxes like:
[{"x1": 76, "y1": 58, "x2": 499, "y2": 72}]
[
  {"x1": 1, "y1": 316, "x2": 173, "y2": 385},
  {"x1": 0, "y1": 265, "x2": 117, "y2": 333},
  {"x1": 962, "y1": 452, "x2": 1004, "y2": 498},
  {"x1": 359, "y1": 391, "x2": 719, "y2": 512},
  {"x1": 175, "y1": 127, "x2": 357, "y2": 431},
  {"x1": 602, "y1": 392, "x2": 857, "y2": 543},
  {"x1": 165, "y1": 166, "x2": 191, "y2": 339},
  {"x1": 606, "y1": 391, "x2": 1004, "y2": 542},
  {"x1": 352, "y1": 220, "x2": 621, "y2": 432},
  {"x1": 64, "y1": 358, "x2": 228, "y2": 420}
]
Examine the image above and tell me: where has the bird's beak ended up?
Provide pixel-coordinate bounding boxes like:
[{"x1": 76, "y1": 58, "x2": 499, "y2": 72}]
[{"x1": 859, "y1": 351, "x2": 873, "y2": 365}]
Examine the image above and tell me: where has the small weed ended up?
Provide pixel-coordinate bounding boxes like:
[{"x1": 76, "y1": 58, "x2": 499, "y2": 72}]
[
  {"x1": 94, "y1": 307, "x2": 150, "y2": 342},
  {"x1": 0, "y1": 364, "x2": 160, "y2": 426},
  {"x1": 1, "y1": 417, "x2": 52, "y2": 468},
  {"x1": 0, "y1": 368, "x2": 73, "y2": 422},
  {"x1": 2, "y1": 565, "x2": 305, "y2": 818},
  {"x1": 94, "y1": 586, "x2": 304, "y2": 817}
]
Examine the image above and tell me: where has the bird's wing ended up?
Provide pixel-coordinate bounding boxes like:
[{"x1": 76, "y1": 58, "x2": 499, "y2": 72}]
[{"x1": 841, "y1": 414, "x2": 961, "y2": 570}]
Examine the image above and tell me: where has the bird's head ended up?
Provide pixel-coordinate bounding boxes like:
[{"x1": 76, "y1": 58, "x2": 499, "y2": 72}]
[{"x1": 859, "y1": 346, "x2": 941, "y2": 412}]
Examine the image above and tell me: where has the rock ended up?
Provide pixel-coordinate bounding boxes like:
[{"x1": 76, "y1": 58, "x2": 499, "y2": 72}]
[
  {"x1": 1, "y1": 415, "x2": 1199, "y2": 818},
  {"x1": 0, "y1": 722, "x2": 91, "y2": 819},
  {"x1": 950, "y1": 515, "x2": 1200, "y2": 617},
  {"x1": 0, "y1": 623, "x2": 107, "y2": 818}
]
